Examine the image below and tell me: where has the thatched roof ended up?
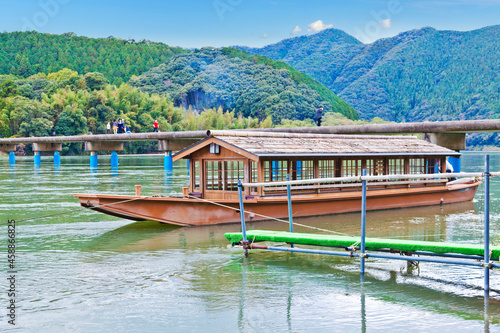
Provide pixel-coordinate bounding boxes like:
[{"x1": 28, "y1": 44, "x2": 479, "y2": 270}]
[
  {"x1": 173, "y1": 132, "x2": 459, "y2": 160},
  {"x1": 213, "y1": 133, "x2": 458, "y2": 156}
]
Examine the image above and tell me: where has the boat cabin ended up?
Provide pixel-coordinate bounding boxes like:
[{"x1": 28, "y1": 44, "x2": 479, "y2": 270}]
[{"x1": 173, "y1": 133, "x2": 460, "y2": 200}]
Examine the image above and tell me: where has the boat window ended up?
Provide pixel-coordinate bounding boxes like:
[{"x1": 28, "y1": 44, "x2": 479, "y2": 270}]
[
  {"x1": 263, "y1": 160, "x2": 288, "y2": 182},
  {"x1": 250, "y1": 161, "x2": 258, "y2": 193},
  {"x1": 426, "y1": 158, "x2": 441, "y2": 174},
  {"x1": 224, "y1": 161, "x2": 244, "y2": 191},
  {"x1": 409, "y1": 158, "x2": 426, "y2": 174},
  {"x1": 318, "y1": 160, "x2": 336, "y2": 178},
  {"x1": 193, "y1": 160, "x2": 200, "y2": 191},
  {"x1": 342, "y1": 159, "x2": 362, "y2": 180},
  {"x1": 388, "y1": 158, "x2": 405, "y2": 175},
  {"x1": 292, "y1": 160, "x2": 314, "y2": 180},
  {"x1": 365, "y1": 159, "x2": 384, "y2": 176},
  {"x1": 205, "y1": 161, "x2": 223, "y2": 190}
]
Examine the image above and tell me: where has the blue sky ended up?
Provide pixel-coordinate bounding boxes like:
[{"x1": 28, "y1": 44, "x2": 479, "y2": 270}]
[{"x1": 1, "y1": 0, "x2": 500, "y2": 48}]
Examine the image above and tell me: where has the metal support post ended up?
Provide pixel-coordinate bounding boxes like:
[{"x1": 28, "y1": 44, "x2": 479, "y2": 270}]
[
  {"x1": 54, "y1": 151, "x2": 60, "y2": 166},
  {"x1": 34, "y1": 151, "x2": 41, "y2": 166},
  {"x1": 286, "y1": 174, "x2": 294, "y2": 248},
  {"x1": 90, "y1": 151, "x2": 98, "y2": 168},
  {"x1": 484, "y1": 155, "x2": 490, "y2": 295},
  {"x1": 237, "y1": 180, "x2": 248, "y2": 257},
  {"x1": 360, "y1": 169, "x2": 367, "y2": 276},
  {"x1": 164, "y1": 150, "x2": 173, "y2": 171},
  {"x1": 9, "y1": 151, "x2": 15, "y2": 165},
  {"x1": 110, "y1": 151, "x2": 119, "y2": 167}
]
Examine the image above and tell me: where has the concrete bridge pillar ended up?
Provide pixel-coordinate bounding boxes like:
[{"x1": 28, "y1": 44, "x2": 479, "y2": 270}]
[
  {"x1": 0, "y1": 144, "x2": 17, "y2": 164},
  {"x1": 448, "y1": 156, "x2": 461, "y2": 173},
  {"x1": 424, "y1": 133, "x2": 465, "y2": 173},
  {"x1": 85, "y1": 141, "x2": 123, "y2": 168},
  {"x1": 32, "y1": 143, "x2": 63, "y2": 166},
  {"x1": 164, "y1": 151, "x2": 173, "y2": 171},
  {"x1": 90, "y1": 152, "x2": 98, "y2": 168},
  {"x1": 111, "y1": 151, "x2": 119, "y2": 167},
  {"x1": 158, "y1": 139, "x2": 197, "y2": 172},
  {"x1": 54, "y1": 151, "x2": 61, "y2": 166},
  {"x1": 34, "y1": 151, "x2": 41, "y2": 166},
  {"x1": 423, "y1": 133, "x2": 465, "y2": 150}
]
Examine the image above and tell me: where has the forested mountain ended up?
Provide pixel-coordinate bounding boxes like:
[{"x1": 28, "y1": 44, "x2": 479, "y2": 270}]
[
  {"x1": 0, "y1": 31, "x2": 187, "y2": 85},
  {"x1": 0, "y1": 31, "x2": 357, "y2": 125},
  {"x1": 239, "y1": 26, "x2": 500, "y2": 123},
  {"x1": 130, "y1": 47, "x2": 357, "y2": 122}
]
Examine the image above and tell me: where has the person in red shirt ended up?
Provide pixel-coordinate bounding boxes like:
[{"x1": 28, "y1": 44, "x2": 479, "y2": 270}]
[{"x1": 153, "y1": 120, "x2": 159, "y2": 132}]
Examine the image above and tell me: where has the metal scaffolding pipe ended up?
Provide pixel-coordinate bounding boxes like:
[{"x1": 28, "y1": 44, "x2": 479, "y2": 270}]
[
  {"x1": 238, "y1": 180, "x2": 248, "y2": 257},
  {"x1": 286, "y1": 174, "x2": 294, "y2": 248},
  {"x1": 484, "y1": 155, "x2": 491, "y2": 292},
  {"x1": 360, "y1": 169, "x2": 367, "y2": 276}
]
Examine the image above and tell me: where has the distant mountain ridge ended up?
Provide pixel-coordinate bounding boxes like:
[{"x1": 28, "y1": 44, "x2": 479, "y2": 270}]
[{"x1": 239, "y1": 26, "x2": 500, "y2": 122}]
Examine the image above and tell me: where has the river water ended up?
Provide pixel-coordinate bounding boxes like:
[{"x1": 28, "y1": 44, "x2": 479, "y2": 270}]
[{"x1": 1, "y1": 153, "x2": 499, "y2": 332}]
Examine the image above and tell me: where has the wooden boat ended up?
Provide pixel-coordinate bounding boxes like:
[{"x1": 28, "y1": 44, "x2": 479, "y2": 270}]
[{"x1": 74, "y1": 131, "x2": 480, "y2": 226}]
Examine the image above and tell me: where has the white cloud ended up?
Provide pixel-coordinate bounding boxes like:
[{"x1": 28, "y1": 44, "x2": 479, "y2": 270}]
[
  {"x1": 291, "y1": 25, "x2": 302, "y2": 35},
  {"x1": 379, "y1": 19, "x2": 392, "y2": 29},
  {"x1": 260, "y1": 33, "x2": 269, "y2": 38},
  {"x1": 307, "y1": 20, "x2": 333, "y2": 32}
]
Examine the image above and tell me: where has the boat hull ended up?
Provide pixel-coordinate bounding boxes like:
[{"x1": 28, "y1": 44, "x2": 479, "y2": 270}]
[{"x1": 74, "y1": 181, "x2": 480, "y2": 226}]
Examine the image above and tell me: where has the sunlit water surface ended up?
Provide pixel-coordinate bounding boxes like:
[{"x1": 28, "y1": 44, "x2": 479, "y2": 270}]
[{"x1": 1, "y1": 153, "x2": 499, "y2": 332}]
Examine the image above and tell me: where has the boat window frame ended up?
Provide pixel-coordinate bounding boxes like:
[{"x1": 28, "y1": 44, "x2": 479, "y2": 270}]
[
  {"x1": 203, "y1": 158, "x2": 247, "y2": 192},
  {"x1": 192, "y1": 159, "x2": 201, "y2": 191}
]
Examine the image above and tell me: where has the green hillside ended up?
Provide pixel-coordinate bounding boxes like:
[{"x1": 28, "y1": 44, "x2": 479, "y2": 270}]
[
  {"x1": 130, "y1": 47, "x2": 357, "y2": 122},
  {"x1": 240, "y1": 26, "x2": 500, "y2": 123},
  {"x1": 0, "y1": 31, "x2": 357, "y2": 125},
  {"x1": 0, "y1": 31, "x2": 187, "y2": 85}
]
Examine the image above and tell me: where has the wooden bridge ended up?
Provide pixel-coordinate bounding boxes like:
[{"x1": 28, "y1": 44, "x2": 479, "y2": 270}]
[{"x1": 1, "y1": 119, "x2": 499, "y2": 169}]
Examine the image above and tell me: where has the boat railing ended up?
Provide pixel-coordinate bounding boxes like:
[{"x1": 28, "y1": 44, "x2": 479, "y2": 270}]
[
  {"x1": 246, "y1": 171, "x2": 492, "y2": 192},
  {"x1": 262, "y1": 178, "x2": 450, "y2": 195}
]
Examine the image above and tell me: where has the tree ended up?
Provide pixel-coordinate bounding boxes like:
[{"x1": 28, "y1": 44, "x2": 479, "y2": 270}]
[
  {"x1": 47, "y1": 68, "x2": 79, "y2": 81},
  {"x1": 84, "y1": 72, "x2": 109, "y2": 91},
  {"x1": 0, "y1": 80, "x2": 19, "y2": 98},
  {"x1": 54, "y1": 105, "x2": 88, "y2": 136}
]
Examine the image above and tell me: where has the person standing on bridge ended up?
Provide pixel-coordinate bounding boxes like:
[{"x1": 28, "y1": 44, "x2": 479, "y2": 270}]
[
  {"x1": 117, "y1": 119, "x2": 124, "y2": 134},
  {"x1": 106, "y1": 121, "x2": 111, "y2": 134},
  {"x1": 112, "y1": 119, "x2": 118, "y2": 134},
  {"x1": 316, "y1": 105, "x2": 323, "y2": 127},
  {"x1": 153, "y1": 120, "x2": 159, "y2": 132}
]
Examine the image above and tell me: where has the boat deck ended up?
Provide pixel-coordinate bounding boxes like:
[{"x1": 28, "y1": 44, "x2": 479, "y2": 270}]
[{"x1": 224, "y1": 230, "x2": 500, "y2": 260}]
